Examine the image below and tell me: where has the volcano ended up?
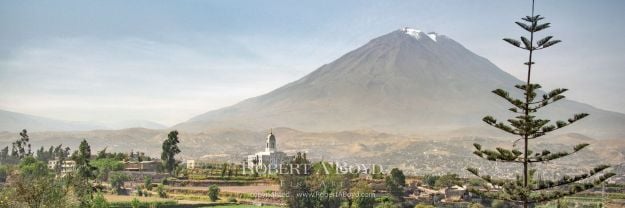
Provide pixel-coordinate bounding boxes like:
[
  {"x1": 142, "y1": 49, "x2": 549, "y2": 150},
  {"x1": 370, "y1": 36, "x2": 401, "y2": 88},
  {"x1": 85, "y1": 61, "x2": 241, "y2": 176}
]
[{"x1": 175, "y1": 28, "x2": 625, "y2": 139}]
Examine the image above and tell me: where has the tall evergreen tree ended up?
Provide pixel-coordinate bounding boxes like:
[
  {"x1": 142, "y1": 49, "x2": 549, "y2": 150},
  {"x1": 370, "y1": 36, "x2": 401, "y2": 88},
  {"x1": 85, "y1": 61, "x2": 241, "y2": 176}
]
[
  {"x1": 466, "y1": 1, "x2": 614, "y2": 207},
  {"x1": 161, "y1": 130, "x2": 181, "y2": 174},
  {"x1": 74, "y1": 139, "x2": 96, "y2": 179},
  {"x1": 69, "y1": 140, "x2": 97, "y2": 206}
]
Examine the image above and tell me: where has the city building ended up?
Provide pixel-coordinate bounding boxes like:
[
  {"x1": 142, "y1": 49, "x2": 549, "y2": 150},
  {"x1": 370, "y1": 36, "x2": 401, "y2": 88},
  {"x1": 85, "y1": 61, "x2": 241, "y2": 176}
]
[
  {"x1": 123, "y1": 160, "x2": 159, "y2": 172},
  {"x1": 186, "y1": 159, "x2": 197, "y2": 169},
  {"x1": 47, "y1": 159, "x2": 76, "y2": 174},
  {"x1": 246, "y1": 129, "x2": 292, "y2": 170}
]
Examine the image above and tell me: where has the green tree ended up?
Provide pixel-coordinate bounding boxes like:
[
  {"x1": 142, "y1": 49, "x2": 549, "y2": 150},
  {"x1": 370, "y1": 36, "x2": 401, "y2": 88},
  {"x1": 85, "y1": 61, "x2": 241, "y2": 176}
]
[
  {"x1": 389, "y1": 168, "x2": 406, "y2": 187},
  {"x1": 12, "y1": 129, "x2": 32, "y2": 159},
  {"x1": 208, "y1": 184, "x2": 220, "y2": 202},
  {"x1": 91, "y1": 192, "x2": 110, "y2": 208},
  {"x1": 312, "y1": 174, "x2": 344, "y2": 208},
  {"x1": 385, "y1": 168, "x2": 405, "y2": 202},
  {"x1": 0, "y1": 146, "x2": 15, "y2": 164},
  {"x1": 92, "y1": 158, "x2": 124, "y2": 181},
  {"x1": 96, "y1": 147, "x2": 108, "y2": 159},
  {"x1": 371, "y1": 164, "x2": 384, "y2": 179},
  {"x1": 74, "y1": 139, "x2": 96, "y2": 179},
  {"x1": 221, "y1": 163, "x2": 228, "y2": 178},
  {"x1": 422, "y1": 174, "x2": 439, "y2": 187},
  {"x1": 434, "y1": 173, "x2": 460, "y2": 188},
  {"x1": 144, "y1": 176, "x2": 153, "y2": 191},
  {"x1": 0, "y1": 165, "x2": 8, "y2": 182},
  {"x1": 18, "y1": 156, "x2": 48, "y2": 177},
  {"x1": 131, "y1": 198, "x2": 141, "y2": 208},
  {"x1": 161, "y1": 130, "x2": 181, "y2": 174},
  {"x1": 466, "y1": 1, "x2": 614, "y2": 207},
  {"x1": 491, "y1": 200, "x2": 506, "y2": 208},
  {"x1": 109, "y1": 172, "x2": 130, "y2": 195},
  {"x1": 68, "y1": 140, "x2": 97, "y2": 207},
  {"x1": 136, "y1": 186, "x2": 143, "y2": 197},
  {"x1": 156, "y1": 184, "x2": 167, "y2": 198},
  {"x1": 279, "y1": 152, "x2": 316, "y2": 208},
  {"x1": 353, "y1": 181, "x2": 375, "y2": 208},
  {"x1": 1, "y1": 156, "x2": 77, "y2": 207}
]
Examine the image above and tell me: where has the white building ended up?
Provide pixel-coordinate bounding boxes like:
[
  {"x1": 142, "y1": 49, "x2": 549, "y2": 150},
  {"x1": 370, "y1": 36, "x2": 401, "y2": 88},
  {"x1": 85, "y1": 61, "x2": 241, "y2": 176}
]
[
  {"x1": 47, "y1": 159, "x2": 76, "y2": 174},
  {"x1": 246, "y1": 130, "x2": 291, "y2": 170},
  {"x1": 186, "y1": 159, "x2": 196, "y2": 169}
]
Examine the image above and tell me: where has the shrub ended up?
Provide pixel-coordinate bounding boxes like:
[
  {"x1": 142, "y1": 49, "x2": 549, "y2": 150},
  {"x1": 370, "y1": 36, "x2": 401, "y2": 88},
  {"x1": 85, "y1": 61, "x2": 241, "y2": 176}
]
[
  {"x1": 375, "y1": 196, "x2": 392, "y2": 203},
  {"x1": 130, "y1": 198, "x2": 140, "y2": 208},
  {"x1": 353, "y1": 181, "x2": 375, "y2": 208},
  {"x1": 91, "y1": 192, "x2": 110, "y2": 208},
  {"x1": 491, "y1": 200, "x2": 506, "y2": 208},
  {"x1": 143, "y1": 176, "x2": 152, "y2": 191},
  {"x1": 208, "y1": 185, "x2": 220, "y2": 202},
  {"x1": 136, "y1": 187, "x2": 143, "y2": 197},
  {"x1": 157, "y1": 184, "x2": 167, "y2": 198},
  {"x1": 109, "y1": 172, "x2": 129, "y2": 195},
  {"x1": 470, "y1": 202, "x2": 485, "y2": 208}
]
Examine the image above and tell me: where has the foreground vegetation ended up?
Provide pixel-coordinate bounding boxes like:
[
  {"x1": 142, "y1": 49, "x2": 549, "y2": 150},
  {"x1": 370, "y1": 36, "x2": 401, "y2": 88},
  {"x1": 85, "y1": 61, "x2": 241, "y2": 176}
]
[{"x1": 0, "y1": 129, "x2": 183, "y2": 207}]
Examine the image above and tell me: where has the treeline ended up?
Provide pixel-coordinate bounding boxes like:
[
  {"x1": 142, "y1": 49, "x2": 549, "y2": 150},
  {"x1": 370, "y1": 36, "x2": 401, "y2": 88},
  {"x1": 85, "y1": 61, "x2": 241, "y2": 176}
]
[
  {"x1": 0, "y1": 130, "x2": 102, "y2": 207},
  {"x1": 0, "y1": 129, "x2": 182, "y2": 207}
]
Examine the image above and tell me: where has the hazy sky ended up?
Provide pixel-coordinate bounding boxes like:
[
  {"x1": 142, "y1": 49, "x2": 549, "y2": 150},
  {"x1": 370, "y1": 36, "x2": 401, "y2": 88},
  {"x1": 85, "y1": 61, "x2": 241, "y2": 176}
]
[{"x1": 1, "y1": 0, "x2": 624, "y2": 126}]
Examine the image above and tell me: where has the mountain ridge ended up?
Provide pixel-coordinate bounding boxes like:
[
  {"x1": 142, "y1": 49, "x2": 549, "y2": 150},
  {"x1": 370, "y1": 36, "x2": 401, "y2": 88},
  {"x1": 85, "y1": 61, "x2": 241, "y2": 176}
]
[{"x1": 0, "y1": 109, "x2": 166, "y2": 132}]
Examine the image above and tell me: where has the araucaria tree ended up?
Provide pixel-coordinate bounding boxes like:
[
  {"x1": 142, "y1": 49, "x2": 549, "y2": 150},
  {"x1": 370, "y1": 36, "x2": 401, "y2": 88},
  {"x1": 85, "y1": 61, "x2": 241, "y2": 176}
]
[
  {"x1": 161, "y1": 130, "x2": 181, "y2": 174},
  {"x1": 467, "y1": 1, "x2": 614, "y2": 207}
]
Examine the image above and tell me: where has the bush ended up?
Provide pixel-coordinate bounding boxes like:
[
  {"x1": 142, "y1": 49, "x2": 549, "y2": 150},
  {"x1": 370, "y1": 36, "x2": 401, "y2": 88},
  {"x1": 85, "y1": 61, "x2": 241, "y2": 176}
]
[
  {"x1": 375, "y1": 196, "x2": 392, "y2": 203},
  {"x1": 143, "y1": 176, "x2": 152, "y2": 191},
  {"x1": 109, "y1": 172, "x2": 129, "y2": 195},
  {"x1": 208, "y1": 185, "x2": 220, "y2": 202},
  {"x1": 136, "y1": 187, "x2": 143, "y2": 197},
  {"x1": 557, "y1": 199, "x2": 571, "y2": 208},
  {"x1": 91, "y1": 192, "x2": 110, "y2": 208},
  {"x1": 130, "y1": 198, "x2": 140, "y2": 208},
  {"x1": 491, "y1": 200, "x2": 506, "y2": 208},
  {"x1": 470, "y1": 203, "x2": 485, "y2": 208},
  {"x1": 157, "y1": 184, "x2": 167, "y2": 198},
  {"x1": 227, "y1": 197, "x2": 237, "y2": 203},
  {"x1": 353, "y1": 181, "x2": 375, "y2": 208}
]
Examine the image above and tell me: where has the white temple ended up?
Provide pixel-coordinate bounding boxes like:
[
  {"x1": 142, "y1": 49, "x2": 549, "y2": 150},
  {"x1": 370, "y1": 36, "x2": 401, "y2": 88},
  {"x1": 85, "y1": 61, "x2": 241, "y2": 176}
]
[{"x1": 246, "y1": 129, "x2": 291, "y2": 169}]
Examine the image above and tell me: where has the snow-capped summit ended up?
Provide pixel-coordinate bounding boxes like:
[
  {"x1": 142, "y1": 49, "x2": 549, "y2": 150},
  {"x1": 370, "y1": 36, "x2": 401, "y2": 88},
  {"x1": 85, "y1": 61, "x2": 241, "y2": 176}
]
[
  {"x1": 427, "y1": 32, "x2": 438, "y2": 42},
  {"x1": 401, "y1": 27, "x2": 437, "y2": 42}
]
